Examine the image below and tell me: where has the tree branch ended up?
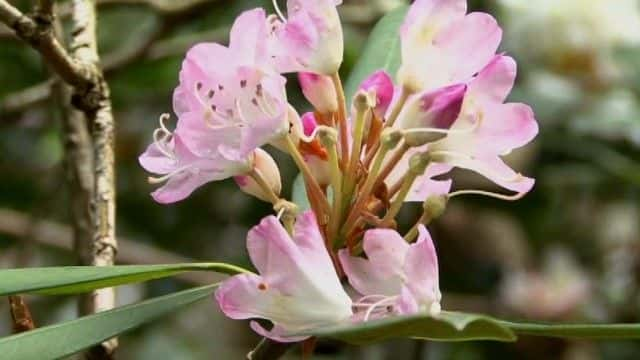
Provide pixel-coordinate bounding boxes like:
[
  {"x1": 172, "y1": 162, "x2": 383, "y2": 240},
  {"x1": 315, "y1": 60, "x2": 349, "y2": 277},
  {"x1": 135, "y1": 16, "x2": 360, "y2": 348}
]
[
  {"x1": 66, "y1": 0, "x2": 119, "y2": 357},
  {"x1": 0, "y1": 0, "x2": 99, "y2": 99},
  {"x1": 0, "y1": 208, "x2": 223, "y2": 285}
]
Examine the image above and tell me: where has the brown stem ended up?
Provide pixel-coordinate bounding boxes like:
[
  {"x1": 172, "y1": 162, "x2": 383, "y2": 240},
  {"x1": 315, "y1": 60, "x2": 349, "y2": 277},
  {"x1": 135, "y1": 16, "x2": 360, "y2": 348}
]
[{"x1": 8, "y1": 295, "x2": 36, "y2": 333}]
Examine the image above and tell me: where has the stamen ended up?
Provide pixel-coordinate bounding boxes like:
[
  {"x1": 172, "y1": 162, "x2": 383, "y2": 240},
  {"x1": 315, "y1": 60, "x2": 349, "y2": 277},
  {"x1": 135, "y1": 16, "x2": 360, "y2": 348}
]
[
  {"x1": 240, "y1": 79, "x2": 247, "y2": 88},
  {"x1": 147, "y1": 164, "x2": 193, "y2": 184},
  {"x1": 448, "y1": 189, "x2": 526, "y2": 201},
  {"x1": 276, "y1": 206, "x2": 286, "y2": 220},
  {"x1": 363, "y1": 296, "x2": 397, "y2": 321},
  {"x1": 430, "y1": 150, "x2": 527, "y2": 184},
  {"x1": 272, "y1": 0, "x2": 287, "y2": 23}
]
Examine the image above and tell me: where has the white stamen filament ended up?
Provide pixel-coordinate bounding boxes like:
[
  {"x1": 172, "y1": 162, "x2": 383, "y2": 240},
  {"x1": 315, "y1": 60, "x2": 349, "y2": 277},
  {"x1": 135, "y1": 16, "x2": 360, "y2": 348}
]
[
  {"x1": 448, "y1": 189, "x2": 526, "y2": 201},
  {"x1": 147, "y1": 164, "x2": 193, "y2": 184},
  {"x1": 363, "y1": 296, "x2": 397, "y2": 322},
  {"x1": 403, "y1": 115, "x2": 482, "y2": 137},
  {"x1": 152, "y1": 114, "x2": 176, "y2": 160},
  {"x1": 430, "y1": 150, "x2": 526, "y2": 184},
  {"x1": 272, "y1": 0, "x2": 287, "y2": 23}
]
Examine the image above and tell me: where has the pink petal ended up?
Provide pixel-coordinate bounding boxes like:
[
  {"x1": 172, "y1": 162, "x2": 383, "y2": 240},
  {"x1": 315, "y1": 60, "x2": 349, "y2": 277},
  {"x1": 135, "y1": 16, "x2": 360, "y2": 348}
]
[
  {"x1": 401, "y1": 0, "x2": 467, "y2": 39},
  {"x1": 434, "y1": 12, "x2": 502, "y2": 85},
  {"x1": 250, "y1": 321, "x2": 309, "y2": 343},
  {"x1": 442, "y1": 152, "x2": 535, "y2": 195},
  {"x1": 358, "y1": 70, "x2": 395, "y2": 118},
  {"x1": 401, "y1": 225, "x2": 441, "y2": 313},
  {"x1": 406, "y1": 163, "x2": 453, "y2": 202},
  {"x1": 228, "y1": 8, "x2": 271, "y2": 70},
  {"x1": 468, "y1": 55, "x2": 517, "y2": 105},
  {"x1": 477, "y1": 102, "x2": 539, "y2": 155},
  {"x1": 397, "y1": 83, "x2": 467, "y2": 130},
  {"x1": 339, "y1": 229, "x2": 409, "y2": 296}
]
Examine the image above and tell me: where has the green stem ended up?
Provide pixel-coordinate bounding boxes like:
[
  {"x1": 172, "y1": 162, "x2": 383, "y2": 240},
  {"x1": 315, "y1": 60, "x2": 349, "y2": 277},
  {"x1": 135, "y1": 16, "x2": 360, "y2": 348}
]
[
  {"x1": 284, "y1": 135, "x2": 331, "y2": 216},
  {"x1": 342, "y1": 104, "x2": 368, "y2": 207},
  {"x1": 384, "y1": 87, "x2": 410, "y2": 128},
  {"x1": 330, "y1": 73, "x2": 350, "y2": 168},
  {"x1": 326, "y1": 140, "x2": 343, "y2": 246},
  {"x1": 341, "y1": 143, "x2": 391, "y2": 235},
  {"x1": 381, "y1": 171, "x2": 419, "y2": 224}
]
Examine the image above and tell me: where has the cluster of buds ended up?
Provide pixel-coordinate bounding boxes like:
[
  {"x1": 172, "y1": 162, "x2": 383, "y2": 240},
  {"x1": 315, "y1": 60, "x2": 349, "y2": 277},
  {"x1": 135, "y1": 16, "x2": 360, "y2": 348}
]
[{"x1": 140, "y1": 0, "x2": 538, "y2": 342}]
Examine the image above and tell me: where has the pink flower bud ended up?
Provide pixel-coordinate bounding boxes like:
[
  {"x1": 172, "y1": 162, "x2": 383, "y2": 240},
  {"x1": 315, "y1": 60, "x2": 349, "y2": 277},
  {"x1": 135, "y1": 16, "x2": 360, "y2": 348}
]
[
  {"x1": 397, "y1": 83, "x2": 467, "y2": 130},
  {"x1": 301, "y1": 112, "x2": 318, "y2": 137},
  {"x1": 358, "y1": 70, "x2": 394, "y2": 118},
  {"x1": 234, "y1": 149, "x2": 282, "y2": 202},
  {"x1": 298, "y1": 72, "x2": 338, "y2": 114}
]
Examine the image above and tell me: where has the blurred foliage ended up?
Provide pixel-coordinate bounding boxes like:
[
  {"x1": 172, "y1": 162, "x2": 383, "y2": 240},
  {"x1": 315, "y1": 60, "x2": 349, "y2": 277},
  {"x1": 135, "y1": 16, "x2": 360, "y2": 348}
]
[{"x1": 1, "y1": 0, "x2": 640, "y2": 359}]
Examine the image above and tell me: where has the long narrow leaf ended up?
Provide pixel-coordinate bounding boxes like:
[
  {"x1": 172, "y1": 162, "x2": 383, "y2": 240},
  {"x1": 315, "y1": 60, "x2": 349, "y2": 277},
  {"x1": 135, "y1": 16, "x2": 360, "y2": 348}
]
[
  {"x1": 0, "y1": 284, "x2": 217, "y2": 360},
  {"x1": 0, "y1": 263, "x2": 248, "y2": 295},
  {"x1": 344, "y1": 5, "x2": 408, "y2": 104},
  {"x1": 501, "y1": 320, "x2": 640, "y2": 339},
  {"x1": 308, "y1": 311, "x2": 517, "y2": 344}
]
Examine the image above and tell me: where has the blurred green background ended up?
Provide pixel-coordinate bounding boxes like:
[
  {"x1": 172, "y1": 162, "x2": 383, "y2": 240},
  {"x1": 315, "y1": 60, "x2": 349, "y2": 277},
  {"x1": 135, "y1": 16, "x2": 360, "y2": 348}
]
[{"x1": 1, "y1": 0, "x2": 640, "y2": 358}]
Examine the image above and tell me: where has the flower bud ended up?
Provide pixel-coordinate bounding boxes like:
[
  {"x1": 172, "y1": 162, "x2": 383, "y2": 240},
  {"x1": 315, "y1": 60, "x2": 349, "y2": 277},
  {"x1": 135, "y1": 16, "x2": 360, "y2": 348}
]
[
  {"x1": 234, "y1": 148, "x2": 282, "y2": 202},
  {"x1": 353, "y1": 89, "x2": 377, "y2": 113},
  {"x1": 397, "y1": 84, "x2": 467, "y2": 130},
  {"x1": 422, "y1": 194, "x2": 448, "y2": 222},
  {"x1": 380, "y1": 128, "x2": 403, "y2": 150},
  {"x1": 358, "y1": 70, "x2": 394, "y2": 118},
  {"x1": 408, "y1": 152, "x2": 431, "y2": 175},
  {"x1": 298, "y1": 72, "x2": 338, "y2": 114}
]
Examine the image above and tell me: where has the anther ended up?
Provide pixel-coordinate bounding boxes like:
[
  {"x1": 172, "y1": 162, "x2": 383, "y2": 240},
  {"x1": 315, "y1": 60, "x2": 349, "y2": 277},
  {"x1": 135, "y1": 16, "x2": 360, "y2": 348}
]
[
  {"x1": 207, "y1": 90, "x2": 215, "y2": 98},
  {"x1": 196, "y1": 82, "x2": 203, "y2": 91},
  {"x1": 240, "y1": 80, "x2": 247, "y2": 88}
]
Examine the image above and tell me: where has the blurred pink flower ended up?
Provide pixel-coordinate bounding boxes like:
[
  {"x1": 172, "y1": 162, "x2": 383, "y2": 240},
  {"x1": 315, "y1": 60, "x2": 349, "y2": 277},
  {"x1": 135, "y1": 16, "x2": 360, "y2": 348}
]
[
  {"x1": 215, "y1": 211, "x2": 353, "y2": 342},
  {"x1": 269, "y1": 0, "x2": 344, "y2": 75},
  {"x1": 398, "y1": 0, "x2": 502, "y2": 92},
  {"x1": 339, "y1": 225, "x2": 441, "y2": 321}
]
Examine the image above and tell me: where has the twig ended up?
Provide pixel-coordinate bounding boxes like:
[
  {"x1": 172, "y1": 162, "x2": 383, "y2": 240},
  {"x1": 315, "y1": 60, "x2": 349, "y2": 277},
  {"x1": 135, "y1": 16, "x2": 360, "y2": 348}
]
[
  {"x1": 0, "y1": 208, "x2": 224, "y2": 286},
  {"x1": 0, "y1": 0, "x2": 99, "y2": 106},
  {"x1": 8, "y1": 295, "x2": 36, "y2": 333},
  {"x1": 1, "y1": 22, "x2": 227, "y2": 115},
  {"x1": 1, "y1": 79, "x2": 55, "y2": 114},
  {"x1": 247, "y1": 338, "x2": 293, "y2": 360}
]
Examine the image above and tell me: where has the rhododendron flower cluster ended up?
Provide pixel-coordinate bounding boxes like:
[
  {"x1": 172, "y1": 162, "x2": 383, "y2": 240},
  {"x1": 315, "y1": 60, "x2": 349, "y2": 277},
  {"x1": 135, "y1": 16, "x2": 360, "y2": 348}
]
[{"x1": 140, "y1": 0, "x2": 538, "y2": 343}]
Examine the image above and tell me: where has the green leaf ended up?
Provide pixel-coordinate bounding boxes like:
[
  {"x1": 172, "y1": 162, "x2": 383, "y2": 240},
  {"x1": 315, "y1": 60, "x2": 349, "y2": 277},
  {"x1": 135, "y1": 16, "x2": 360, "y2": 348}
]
[
  {"x1": 501, "y1": 320, "x2": 640, "y2": 340},
  {"x1": 344, "y1": 5, "x2": 408, "y2": 104},
  {"x1": 308, "y1": 311, "x2": 517, "y2": 344},
  {"x1": 0, "y1": 263, "x2": 248, "y2": 295},
  {"x1": 292, "y1": 174, "x2": 311, "y2": 211},
  {"x1": 0, "y1": 284, "x2": 217, "y2": 360}
]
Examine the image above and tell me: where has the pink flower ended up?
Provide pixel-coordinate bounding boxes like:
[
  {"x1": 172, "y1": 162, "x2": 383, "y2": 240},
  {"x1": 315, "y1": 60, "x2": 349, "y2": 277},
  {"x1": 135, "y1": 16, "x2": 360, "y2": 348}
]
[
  {"x1": 358, "y1": 70, "x2": 395, "y2": 119},
  {"x1": 428, "y1": 55, "x2": 538, "y2": 195},
  {"x1": 139, "y1": 120, "x2": 251, "y2": 204},
  {"x1": 387, "y1": 55, "x2": 537, "y2": 200},
  {"x1": 269, "y1": 0, "x2": 344, "y2": 75},
  {"x1": 215, "y1": 211, "x2": 352, "y2": 342},
  {"x1": 339, "y1": 226, "x2": 441, "y2": 320},
  {"x1": 398, "y1": 0, "x2": 502, "y2": 92},
  {"x1": 173, "y1": 10, "x2": 290, "y2": 160}
]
